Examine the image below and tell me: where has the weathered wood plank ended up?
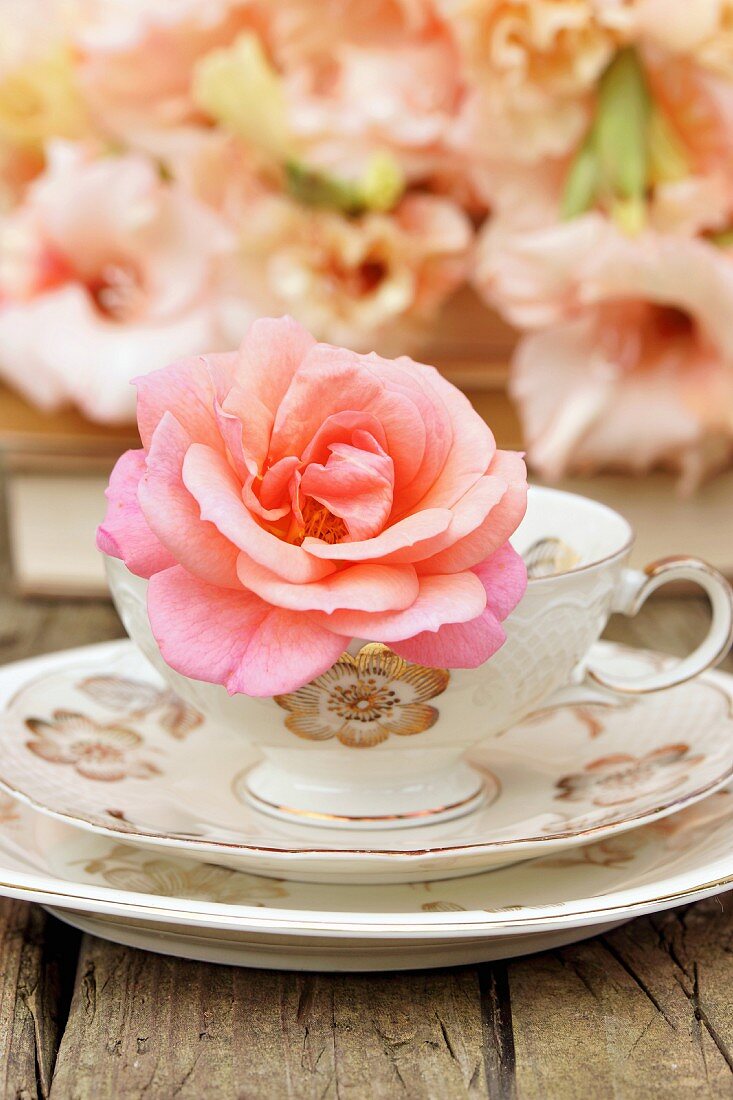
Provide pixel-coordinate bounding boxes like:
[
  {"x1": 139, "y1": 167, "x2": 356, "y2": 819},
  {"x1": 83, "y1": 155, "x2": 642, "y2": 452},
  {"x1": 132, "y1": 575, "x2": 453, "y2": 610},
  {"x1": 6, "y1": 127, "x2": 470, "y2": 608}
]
[
  {"x1": 49, "y1": 938, "x2": 488, "y2": 1099},
  {"x1": 0, "y1": 902, "x2": 79, "y2": 1100},
  {"x1": 506, "y1": 900, "x2": 733, "y2": 1099},
  {"x1": 478, "y1": 963, "x2": 516, "y2": 1100},
  {"x1": 0, "y1": 592, "x2": 123, "y2": 666}
]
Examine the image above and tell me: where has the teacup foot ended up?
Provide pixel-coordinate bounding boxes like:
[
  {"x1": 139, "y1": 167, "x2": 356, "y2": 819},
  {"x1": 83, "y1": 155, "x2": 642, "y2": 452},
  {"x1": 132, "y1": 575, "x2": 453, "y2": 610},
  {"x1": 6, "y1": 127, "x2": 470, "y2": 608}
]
[{"x1": 238, "y1": 757, "x2": 494, "y2": 830}]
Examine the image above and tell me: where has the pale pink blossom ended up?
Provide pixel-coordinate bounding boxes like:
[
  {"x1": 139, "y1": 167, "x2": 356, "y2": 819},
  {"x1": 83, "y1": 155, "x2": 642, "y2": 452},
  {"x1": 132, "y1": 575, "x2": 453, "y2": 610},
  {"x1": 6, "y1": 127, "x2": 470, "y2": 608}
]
[
  {"x1": 645, "y1": 50, "x2": 733, "y2": 189},
  {"x1": 0, "y1": 141, "x2": 234, "y2": 422},
  {"x1": 98, "y1": 316, "x2": 528, "y2": 695},
  {"x1": 441, "y1": 0, "x2": 630, "y2": 186},
  {"x1": 280, "y1": 25, "x2": 463, "y2": 183},
  {"x1": 629, "y1": 0, "x2": 733, "y2": 75},
  {"x1": 0, "y1": 2, "x2": 90, "y2": 204},
  {"x1": 225, "y1": 191, "x2": 472, "y2": 354},
  {"x1": 191, "y1": 6, "x2": 463, "y2": 186},
  {"x1": 499, "y1": 224, "x2": 733, "y2": 486},
  {"x1": 73, "y1": 0, "x2": 258, "y2": 139},
  {"x1": 265, "y1": 0, "x2": 437, "y2": 68},
  {"x1": 469, "y1": 21, "x2": 733, "y2": 488}
]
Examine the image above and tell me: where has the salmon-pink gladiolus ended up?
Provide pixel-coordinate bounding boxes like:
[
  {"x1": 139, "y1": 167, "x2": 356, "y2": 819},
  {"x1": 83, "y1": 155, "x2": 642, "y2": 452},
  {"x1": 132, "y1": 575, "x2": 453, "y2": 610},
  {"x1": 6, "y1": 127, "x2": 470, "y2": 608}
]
[
  {"x1": 227, "y1": 192, "x2": 472, "y2": 354},
  {"x1": 478, "y1": 215, "x2": 733, "y2": 487},
  {"x1": 74, "y1": 0, "x2": 256, "y2": 138},
  {"x1": 0, "y1": 141, "x2": 234, "y2": 423},
  {"x1": 98, "y1": 316, "x2": 528, "y2": 695}
]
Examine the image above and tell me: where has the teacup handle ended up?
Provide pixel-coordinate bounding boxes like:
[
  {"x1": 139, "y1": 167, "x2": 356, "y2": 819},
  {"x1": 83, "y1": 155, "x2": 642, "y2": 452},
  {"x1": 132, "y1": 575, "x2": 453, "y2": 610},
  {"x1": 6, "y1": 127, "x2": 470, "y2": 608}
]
[
  {"x1": 589, "y1": 556, "x2": 733, "y2": 694},
  {"x1": 547, "y1": 556, "x2": 733, "y2": 707}
]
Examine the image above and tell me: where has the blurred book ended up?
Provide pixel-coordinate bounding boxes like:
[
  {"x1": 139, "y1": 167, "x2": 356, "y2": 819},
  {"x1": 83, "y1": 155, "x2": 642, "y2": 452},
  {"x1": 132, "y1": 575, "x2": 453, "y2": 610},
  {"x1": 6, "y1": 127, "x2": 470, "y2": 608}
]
[
  {"x1": 0, "y1": 386, "x2": 137, "y2": 597},
  {"x1": 0, "y1": 294, "x2": 731, "y2": 595}
]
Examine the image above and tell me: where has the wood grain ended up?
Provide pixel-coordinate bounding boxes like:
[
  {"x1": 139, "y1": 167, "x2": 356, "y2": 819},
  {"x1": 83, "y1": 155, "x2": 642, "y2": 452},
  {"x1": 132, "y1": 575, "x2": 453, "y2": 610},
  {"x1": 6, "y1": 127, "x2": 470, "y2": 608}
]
[
  {"x1": 505, "y1": 900, "x2": 733, "y2": 1099},
  {"x1": 0, "y1": 901, "x2": 78, "y2": 1100},
  {"x1": 49, "y1": 945, "x2": 488, "y2": 1099}
]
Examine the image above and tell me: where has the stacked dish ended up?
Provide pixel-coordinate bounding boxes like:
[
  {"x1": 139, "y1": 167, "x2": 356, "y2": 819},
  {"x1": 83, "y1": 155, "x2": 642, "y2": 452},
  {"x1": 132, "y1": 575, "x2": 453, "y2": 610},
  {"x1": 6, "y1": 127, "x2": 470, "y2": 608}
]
[{"x1": 0, "y1": 624, "x2": 732, "y2": 970}]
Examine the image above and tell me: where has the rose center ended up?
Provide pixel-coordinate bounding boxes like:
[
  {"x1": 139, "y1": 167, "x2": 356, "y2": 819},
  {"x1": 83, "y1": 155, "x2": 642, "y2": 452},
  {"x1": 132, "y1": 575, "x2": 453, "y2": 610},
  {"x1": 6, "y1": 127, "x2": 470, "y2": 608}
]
[{"x1": 300, "y1": 498, "x2": 348, "y2": 544}]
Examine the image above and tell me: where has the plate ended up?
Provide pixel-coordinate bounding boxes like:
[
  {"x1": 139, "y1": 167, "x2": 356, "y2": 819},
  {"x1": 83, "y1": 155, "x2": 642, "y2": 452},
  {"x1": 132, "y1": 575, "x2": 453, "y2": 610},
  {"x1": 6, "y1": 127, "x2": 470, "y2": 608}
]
[
  {"x1": 0, "y1": 641, "x2": 732, "y2": 882},
  {"x1": 45, "y1": 907, "x2": 628, "y2": 970},
  {"x1": 0, "y1": 783, "x2": 731, "y2": 968}
]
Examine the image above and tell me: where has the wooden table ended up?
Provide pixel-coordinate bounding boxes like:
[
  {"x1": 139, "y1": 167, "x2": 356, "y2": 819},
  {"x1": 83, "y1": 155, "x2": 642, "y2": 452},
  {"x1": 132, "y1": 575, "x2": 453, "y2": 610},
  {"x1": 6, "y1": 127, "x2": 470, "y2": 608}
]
[{"x1": 2, "y1": 572, "x2": 733, "y2": 1098}]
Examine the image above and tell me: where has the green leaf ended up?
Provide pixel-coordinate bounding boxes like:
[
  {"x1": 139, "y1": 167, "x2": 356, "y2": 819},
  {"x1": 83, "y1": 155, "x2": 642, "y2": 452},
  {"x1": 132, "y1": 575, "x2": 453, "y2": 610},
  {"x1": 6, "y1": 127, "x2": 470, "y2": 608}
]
[
  {"x1": 595, "y1": 46, "x2": 651, "y2": 204},
  {"x1": 285, "y1": 161, "x2": 362, "y2": 214},
  {"x1": 285, "y1": 153, "x2": 405, "y2": 216},
  {"x1": 561, "y1": 131, "x2": 600, "y2": 219}
]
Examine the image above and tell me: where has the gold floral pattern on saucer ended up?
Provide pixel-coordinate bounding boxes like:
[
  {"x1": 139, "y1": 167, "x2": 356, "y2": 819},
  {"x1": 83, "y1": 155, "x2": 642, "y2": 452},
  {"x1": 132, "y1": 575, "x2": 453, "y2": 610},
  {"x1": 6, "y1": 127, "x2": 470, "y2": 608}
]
[
  {"x1": 25, "y1": 711, "x2": 160, "y2": 782},
  {"x1": 274, "y1": 643, "x2": 450, "y2": 748},
  {"x1": 555, "y1": 744, "x2": 704, "y2": 808},
  {"x1": 75, "y1": 844, "x2": 287, "y2": 903},
  {"x1": 79, "y1": 675, "x2": 202, "y2": 739}
]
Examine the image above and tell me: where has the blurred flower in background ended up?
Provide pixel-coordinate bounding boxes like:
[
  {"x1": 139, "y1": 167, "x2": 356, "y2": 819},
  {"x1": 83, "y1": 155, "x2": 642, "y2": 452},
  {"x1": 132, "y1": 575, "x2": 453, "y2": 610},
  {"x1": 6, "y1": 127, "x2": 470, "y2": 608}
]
[
  {"x1": 471, "y1": 8, "x2": 733, "y2": 489},
  {"x1": 0, "y1": 0, "x2": 732, "y2": 490}
]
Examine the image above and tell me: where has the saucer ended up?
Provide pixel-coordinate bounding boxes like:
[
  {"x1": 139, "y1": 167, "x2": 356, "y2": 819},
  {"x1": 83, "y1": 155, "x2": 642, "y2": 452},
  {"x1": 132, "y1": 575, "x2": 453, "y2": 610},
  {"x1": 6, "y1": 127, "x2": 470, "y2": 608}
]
[
  {"x1": 0, "y1": 783, "x2": 732, "y2": 969},
  {"x1": 0, "y1": 641, "x2": 732, "y2": 883}
]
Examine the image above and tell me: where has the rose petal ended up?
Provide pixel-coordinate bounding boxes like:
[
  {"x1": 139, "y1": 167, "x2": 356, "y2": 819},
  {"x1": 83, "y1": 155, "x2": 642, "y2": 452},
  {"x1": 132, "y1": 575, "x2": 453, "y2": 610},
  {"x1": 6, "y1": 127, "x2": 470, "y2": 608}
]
[
  {"x1": 374, "y1": 352, "x2": 496, "y2": 512},
  {"x1": 255, "y1": 455, "x2": 300, "y2": 516},
  {"x1": 419, "y1": 451, "x2": 528, "y2": 573},
  {"x1": 135, "y1": 353, "x2": 232, "y2": 451},
  {"x1": 300, "y1": 434, "x2": 394, "y2": 541},
  {"x1": 300, "y1": 411, "x2": 388, "y2": 467},
  {"x1": 181, "y1": 443, "x2": 335, "y2": 583},
  {"x1": 138, "y1": 413, "x2": 240, "y2": 588},
  {"x1": 233, "y1": 315, "x2": 316, "y2": 419},
  {"x1": 269, "y1": 343, "x2": 432, "y2": 494},
  {"x1": 302, "y1": 507, "x2": 453, "y2": 561},
  {"x1": 475, "y1": 543, "x2": 528, "y2": 620},
  {"x1": 237, "y1": 554, "x2": 419, "y2": 613},
  {"x1": 310, "y1": 571, "x2": 487, "y2": 641},
  {"x1": 391, "y1": 544, "x2": 527, "y2": 667},
  {"x1": 147, "y1": 566, "x2": 347, "y2": 696},
  {"x1": 391, "y1": 610, "x2": 507, "y2": 668},
  {"x1": 96, "y1": 449, "x2": 175, "y2": 578}
]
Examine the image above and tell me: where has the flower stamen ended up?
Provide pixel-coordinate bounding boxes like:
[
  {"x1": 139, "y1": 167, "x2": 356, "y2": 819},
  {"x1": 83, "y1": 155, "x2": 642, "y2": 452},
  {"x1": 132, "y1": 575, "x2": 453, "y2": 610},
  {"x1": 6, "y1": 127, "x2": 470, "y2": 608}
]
[{"x1": 299, "y1": 498, "x2": 348, "y2": 544}]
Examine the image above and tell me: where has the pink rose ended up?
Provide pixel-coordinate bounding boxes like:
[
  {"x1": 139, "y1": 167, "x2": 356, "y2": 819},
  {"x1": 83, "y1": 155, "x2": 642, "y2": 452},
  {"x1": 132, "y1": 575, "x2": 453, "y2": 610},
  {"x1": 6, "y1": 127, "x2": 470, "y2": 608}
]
[{"x1": 98, "y1": 316, "x2": 528, "y2": 696}]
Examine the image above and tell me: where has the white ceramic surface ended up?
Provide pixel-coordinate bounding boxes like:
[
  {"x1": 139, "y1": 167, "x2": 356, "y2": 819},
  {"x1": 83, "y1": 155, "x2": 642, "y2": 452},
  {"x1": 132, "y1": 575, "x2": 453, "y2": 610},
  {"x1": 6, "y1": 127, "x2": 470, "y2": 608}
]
[
  {"x1": 105, "y1": 485, "x2": 733, "y2": 826},
  {"x1": 1, "y1": 641, "x2": 733, "y2": 883},
  {"x1": 46, "y1": 908, "x2": 627, "y2": 970},
  {"x1": 0, "y1": 776, "x2": 731, "y2": 968}
]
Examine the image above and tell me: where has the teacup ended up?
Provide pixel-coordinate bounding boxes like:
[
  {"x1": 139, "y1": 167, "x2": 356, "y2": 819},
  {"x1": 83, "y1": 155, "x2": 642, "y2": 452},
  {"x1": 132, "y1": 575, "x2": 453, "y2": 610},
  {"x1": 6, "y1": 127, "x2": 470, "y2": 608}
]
[{"x1": 105, "y1": 485, "x2": 733, "y2": 829}]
